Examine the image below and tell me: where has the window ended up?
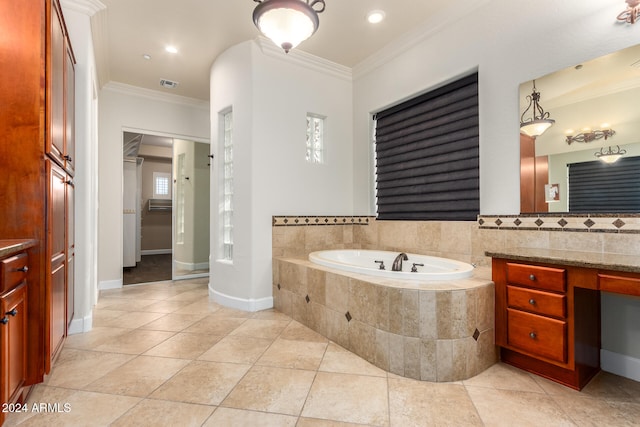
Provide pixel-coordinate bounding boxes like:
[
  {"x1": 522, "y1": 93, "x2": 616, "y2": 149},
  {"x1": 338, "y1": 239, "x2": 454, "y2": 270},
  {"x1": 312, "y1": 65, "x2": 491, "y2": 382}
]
[
  {"x1": 306, "y1": 113, "x2": 325, "y2": 164},
  {"x1": 153, "y1": 172, "x2": 171, "y2": 199},
  {"x1": 221, "y1": 110, "x2": 234, "y2": 260},
  {"x1": 374, "y1": 72, "x2": 479, "y2": 220}
]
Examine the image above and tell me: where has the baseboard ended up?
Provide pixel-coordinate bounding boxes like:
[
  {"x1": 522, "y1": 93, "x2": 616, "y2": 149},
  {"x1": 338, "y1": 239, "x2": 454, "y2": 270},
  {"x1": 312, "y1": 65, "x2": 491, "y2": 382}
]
[
  {"x1": 67, "y1": 312, "x2": 93, "y2": 335},
  {"x1": 141, "y1": 249, "x2": 172, "y2": 255},
  {"x1": 601, "y1": 349, "x2": 640, "y2": 382},
  {"x1": 209, "y1": 285, "x2": 273, "y2": 312},
  {"x1": 98, "y1": 279, "x2": 122, "y2": 290},
  {"x1": 175, "y1": 260, "x2": 209, "y2": 271}
]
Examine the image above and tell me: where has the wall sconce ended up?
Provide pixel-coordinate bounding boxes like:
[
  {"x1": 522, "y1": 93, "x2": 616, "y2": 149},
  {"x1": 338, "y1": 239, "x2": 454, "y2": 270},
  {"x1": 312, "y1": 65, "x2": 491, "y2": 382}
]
[
  {"x1": 595, "y1": 145, "x2": 627, "y2": 163},
  {"x1": 520, "y1": 80, "x2": 555, "y2": 138},
  {"x1": 252, "y1": 0, "x2": 326, "y2": 53},
  {"x1": 565, "y1": 128, "x2": 615, "y2": 145},
  {"x1": 618, "y1": 0, "x2": 640, "y2": 24}
]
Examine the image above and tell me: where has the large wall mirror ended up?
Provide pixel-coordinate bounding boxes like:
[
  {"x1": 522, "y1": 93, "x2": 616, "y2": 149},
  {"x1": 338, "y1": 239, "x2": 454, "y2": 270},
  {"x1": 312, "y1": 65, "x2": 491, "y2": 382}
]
[{"x1": 519, "y1": 43, "x2": 640, "y2": 213}]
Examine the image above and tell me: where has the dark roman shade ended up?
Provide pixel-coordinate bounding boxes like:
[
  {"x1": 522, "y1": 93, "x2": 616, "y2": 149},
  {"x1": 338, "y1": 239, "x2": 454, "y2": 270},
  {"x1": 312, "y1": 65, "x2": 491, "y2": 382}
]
[
  {"x1": 568, "y1": 156, "x2": 640, "y2": 212},
  {"x1": 374, "y1": 73, "x2": 479, "y2": 220}
]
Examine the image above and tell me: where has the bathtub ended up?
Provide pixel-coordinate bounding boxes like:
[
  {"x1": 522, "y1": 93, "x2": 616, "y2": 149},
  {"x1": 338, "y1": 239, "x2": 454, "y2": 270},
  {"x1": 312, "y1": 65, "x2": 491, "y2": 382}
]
[{"x1": 308, "y1": 249, "x2": 474, "y2": 280}]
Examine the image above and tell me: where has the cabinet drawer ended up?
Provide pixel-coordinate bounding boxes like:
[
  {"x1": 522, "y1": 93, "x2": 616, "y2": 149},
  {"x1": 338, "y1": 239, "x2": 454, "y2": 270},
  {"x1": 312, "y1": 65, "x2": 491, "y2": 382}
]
[
  {"x1": 507, "y1": 263, "x2": 566, "y2": 292},
  {"x1": 599, "y1": 274, "x2": 640, "y2": 297},
  {"x1": 1, "y1": 253, "x2": 28, "y2": 294},
  {"x1": 507, "y1": 308, "x2": 567, "y2": 363},
  {"x1": 507, "y1": 285, "x2": 566, "y2": 318}
]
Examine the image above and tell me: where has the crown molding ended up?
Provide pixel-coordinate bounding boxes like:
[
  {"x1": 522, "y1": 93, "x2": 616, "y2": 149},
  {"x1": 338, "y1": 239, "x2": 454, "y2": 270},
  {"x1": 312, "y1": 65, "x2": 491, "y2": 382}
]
[
  {"x1": 103, "y1": 82, "x2": 209, "y2": 110},
  {"x1": 255, "y1": 36, "x2": 352, "y2": 82},
  {"x1": 352, "y1": 0, "x2": 492, "y2": 79},
  {"x1": 90, "y1": 7, "x2": 110, "y2": 88},
  {"x1": 60, "y1": 0, "x2": 106, "y2": 16}
]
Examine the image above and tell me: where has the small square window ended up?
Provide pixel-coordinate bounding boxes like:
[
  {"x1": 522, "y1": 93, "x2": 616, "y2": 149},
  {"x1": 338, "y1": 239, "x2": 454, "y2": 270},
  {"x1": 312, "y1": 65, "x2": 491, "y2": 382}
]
[{"x1": 153, "y1": 172, "x2": 171, "y2": 199}]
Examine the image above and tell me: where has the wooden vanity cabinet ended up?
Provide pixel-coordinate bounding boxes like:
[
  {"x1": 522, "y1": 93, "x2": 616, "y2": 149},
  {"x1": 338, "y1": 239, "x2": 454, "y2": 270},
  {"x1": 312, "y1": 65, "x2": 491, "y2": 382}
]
[{"x1": 494, "y1": 258, "x2": 601, "y2": 390}]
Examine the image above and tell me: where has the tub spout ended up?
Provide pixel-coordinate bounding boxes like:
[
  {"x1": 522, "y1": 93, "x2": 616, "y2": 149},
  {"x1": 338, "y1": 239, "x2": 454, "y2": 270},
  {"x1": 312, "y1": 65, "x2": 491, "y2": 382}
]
[{"x1": 392, "y1": 252, "x2": 409, "y2": 271}]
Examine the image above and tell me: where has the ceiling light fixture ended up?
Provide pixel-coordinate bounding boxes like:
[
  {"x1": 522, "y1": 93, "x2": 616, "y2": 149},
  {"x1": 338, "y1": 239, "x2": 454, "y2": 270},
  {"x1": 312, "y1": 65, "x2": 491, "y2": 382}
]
[
  {"x1": 165, "y1": 46, "x2": 178, "y2": 54},
  {"x1": 367, "y1": 10, "x2": 386, "y2": 24},
  {"x1": 595, "y1": 145, "x2": 627, "y2": 163},
  {"x1": 252, "y1": 0, "x2": 326, "y2": 53},
  {"x1": 618, "y1": 0, "x2": 640, "y2": 24},
  {"x1": 566, "y1": 128, "x2": 615, "y2": 145},
  {"x1": 520, "y1": 80, "x2": 555, "y2": 138}
]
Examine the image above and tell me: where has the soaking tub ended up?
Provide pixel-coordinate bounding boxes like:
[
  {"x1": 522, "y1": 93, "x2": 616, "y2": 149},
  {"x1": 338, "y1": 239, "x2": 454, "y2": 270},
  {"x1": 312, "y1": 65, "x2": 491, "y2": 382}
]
[{"x1": 308, "y1": 249, "x2": 474, "y2": 280}]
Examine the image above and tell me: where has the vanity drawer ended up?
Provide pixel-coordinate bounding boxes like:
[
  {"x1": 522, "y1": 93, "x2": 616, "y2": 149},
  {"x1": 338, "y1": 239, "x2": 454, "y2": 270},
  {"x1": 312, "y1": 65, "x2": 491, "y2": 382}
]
[
  {"x1": 507, "y1": 285, "x2": 566, "y2": 318},
  {"x1": 507, "y1": 263, "x2": 566, "y2": 292},
  {"x1": 599, "y1": 274, "x2": 640, "y2": 297},
  {"x1": 1, "y1": 252, "x2": 28, "y2": 294},
  {"x1": 507, "y1": 308, "x2": 567, "y2": 363}
]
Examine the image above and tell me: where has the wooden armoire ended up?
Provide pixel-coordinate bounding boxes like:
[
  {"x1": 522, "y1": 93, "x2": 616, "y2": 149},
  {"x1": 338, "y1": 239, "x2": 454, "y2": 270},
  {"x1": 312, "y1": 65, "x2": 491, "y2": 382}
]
[{"x1": 0, "y1": 0, "x2": 75, "y2": 417}]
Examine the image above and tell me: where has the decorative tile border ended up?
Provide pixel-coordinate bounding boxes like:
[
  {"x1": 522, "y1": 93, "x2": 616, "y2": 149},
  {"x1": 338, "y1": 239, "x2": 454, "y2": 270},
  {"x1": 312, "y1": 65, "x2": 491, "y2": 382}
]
[
  {"x1": 478, "y1": 214, "x2": 640, "y2": 234},
  {"x1": 272, "y1": 215, "x2": 374, "y2": 226}
]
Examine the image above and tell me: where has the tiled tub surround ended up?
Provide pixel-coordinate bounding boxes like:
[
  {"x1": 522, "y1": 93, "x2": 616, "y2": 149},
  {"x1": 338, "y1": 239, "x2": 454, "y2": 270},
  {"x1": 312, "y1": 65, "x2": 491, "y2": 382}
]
[{"x1": 273, "y1": 257, "x2": 496, "y2": 382}]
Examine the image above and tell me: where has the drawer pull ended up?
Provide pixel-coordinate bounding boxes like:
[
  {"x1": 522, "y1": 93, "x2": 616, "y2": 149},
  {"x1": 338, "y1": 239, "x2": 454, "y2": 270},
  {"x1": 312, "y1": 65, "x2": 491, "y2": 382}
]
[
  {"x1": 6, "y1": 308, "x2": 17, "y2": 317},
  {"x1": 529, "y1": 332, "x2": 537, "y2": 339},
  {"x1": 0, "y1": 317, "x2": 8, "y2": 325},
  {"x1": 529, "y1": 298, "x2": 536, "y2": 306},
  {"x1": 529, "y1": 274, "x2": 536, "y2": 281},
  {"x1": 17, "y1": 266, "x2": 28, "y2": 273}
]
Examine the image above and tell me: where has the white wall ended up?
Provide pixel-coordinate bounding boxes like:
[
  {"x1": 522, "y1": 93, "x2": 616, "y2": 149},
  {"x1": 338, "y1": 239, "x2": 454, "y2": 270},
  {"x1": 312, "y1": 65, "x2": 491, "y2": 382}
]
[
  {"x1": 97, "y1": 86, "x2": 209, "y2": 289},
  {"x1": 352, "y1": 0, "x2": 640, "y2": 215},
  {"x1": 209, "y1": 39, "x2": 353, "y2": 309}
]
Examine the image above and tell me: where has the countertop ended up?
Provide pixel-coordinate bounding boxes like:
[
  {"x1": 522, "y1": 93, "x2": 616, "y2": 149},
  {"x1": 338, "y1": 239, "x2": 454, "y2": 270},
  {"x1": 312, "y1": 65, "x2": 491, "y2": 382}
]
[
  {"x1": 486, "y1": 248, "x2": 640, "y2": 274},
  {"x1": 0, "y1": 239, "x2": 37, "y2": 259}
]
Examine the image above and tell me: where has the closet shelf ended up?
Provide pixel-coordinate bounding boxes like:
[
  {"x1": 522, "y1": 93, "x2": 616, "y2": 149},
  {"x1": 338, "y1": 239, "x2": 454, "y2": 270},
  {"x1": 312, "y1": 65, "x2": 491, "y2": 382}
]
[{"x1": 148, "y1": 199, "x2": 172, "y2": 211}]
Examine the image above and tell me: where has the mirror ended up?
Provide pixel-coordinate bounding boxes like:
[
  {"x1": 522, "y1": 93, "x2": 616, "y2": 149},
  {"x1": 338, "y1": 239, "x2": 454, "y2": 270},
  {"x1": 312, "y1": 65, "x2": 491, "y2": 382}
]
[{"x1": 519, "y1": 43, "x2": 640, "y2": 213}]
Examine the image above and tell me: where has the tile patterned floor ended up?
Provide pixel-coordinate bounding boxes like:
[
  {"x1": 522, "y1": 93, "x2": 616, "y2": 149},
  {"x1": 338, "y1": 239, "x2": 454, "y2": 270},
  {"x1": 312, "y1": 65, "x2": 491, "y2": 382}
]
[{"x1": 6, "y1": 279, "x2": 640, "y2": 426}]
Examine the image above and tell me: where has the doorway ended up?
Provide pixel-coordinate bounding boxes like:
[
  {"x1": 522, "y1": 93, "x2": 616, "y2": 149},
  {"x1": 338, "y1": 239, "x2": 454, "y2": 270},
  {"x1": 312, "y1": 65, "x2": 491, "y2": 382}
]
[{"x1": 122, "y1": 131, "x2": 210, "y2": 285}]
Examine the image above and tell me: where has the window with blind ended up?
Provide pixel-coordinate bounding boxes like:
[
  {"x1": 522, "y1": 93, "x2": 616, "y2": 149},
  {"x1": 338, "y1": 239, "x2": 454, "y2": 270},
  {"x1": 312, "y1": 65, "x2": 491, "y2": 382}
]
[
  {"x1": 374, "y1": 73, "x2": 479, "y2": 221},
  {"x1": 568, "y1": 156, "x2": 640, "y2": 212}
]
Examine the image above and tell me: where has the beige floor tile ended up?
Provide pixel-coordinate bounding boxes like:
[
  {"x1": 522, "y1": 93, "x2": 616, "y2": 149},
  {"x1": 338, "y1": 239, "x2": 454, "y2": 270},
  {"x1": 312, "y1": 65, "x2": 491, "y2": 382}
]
[
  {"x1": 534, "y1": 370, "x2": 640, "y2": 401},
  {"x1": 136, "y1": 299, "x2": 195, "y2": 314},
  {"x1": 296, "y1": 418, "x2": 365, "y2": 427},
  {"x1": 101, "y1": 311, "x2": 165, "y2": 329},
  {"x1": 279, "y1": 321, "x2": 329, "y2": 342},
  {"x1": 389, "y1": 377, "x2": 482, "y2": 426},
  {"x1": 94, "y1": 329, "x2": 176, "y2": 354},
  {"x1": 173, "y1": 299, "x2": 224, "y2": 315},
  {"x1": 198, "y1": 335, "x2": 273, "y2": 364},
  {"x1": 91, "y1": 308, "x2": 127, "y2": 326},
  {"x1": 139, "y1": 313, "x2": 209, "y2": 332},
  {"x1": 111, "y1": 398, "x2": 215, "y2": 427},
  {"x1": 257, "y1": 338, "x2": 327, "y2": 370},
  {"x1": 150, "y1": 360, "x2": 251, "y2": 405},
  {"x1": 183, "y1": 316, "x2": 246, "y2": 335},
  {"x1": 551, "y1": 393, "x2": 640, "y2": 426},
  {"x1": 301, "y1": 372, "x2": 389, "y2": 426},
  {"x1": 466, "y1": 386, "x2": 577, "y2": 426},
  {"x1": 209, "y1": 306, "x2": 256, "y2": 319},
  {"x1": 96, "y1": 298, "x2": 159, "y2": 311},
  {"x1": 319, "y1": 343, "x2": 386, "y2": 377},
  {"x1": 462, "y1": 361, "x2": 546, "y2": 393},
  {"x1": 252, "y1": 309, "x2": 295, "y2": 321},
  {"x1": 203, "y1": 407, "x2": 298, "y2": 427},
  {"x1": 44, "y1": 348, "x2": 134, "y2": 389},
  {"x1": 222, "y1": 365, "x2": 316, "y2": 416},
  {"x1": 84, "y1": 355, "x2": 190, "y2": 397},
  {"x1": 166, "y1": 288, "x2": 210, "y2": 302},
  {"x1": 229, "y1": 318, "x2": 291, "y2": 340},
  {"x1": 143, "y1": 332, "x2": 222, "y2": 359},
  {"x1": 63, "y1": 326, "x2": 131, "y2": 351},
  {"x1": 13, "y1": 389, "x2": 141, "y2": 427},
  {"x1": 4, "y1": 385, "x2": 77, "y2": 426}
]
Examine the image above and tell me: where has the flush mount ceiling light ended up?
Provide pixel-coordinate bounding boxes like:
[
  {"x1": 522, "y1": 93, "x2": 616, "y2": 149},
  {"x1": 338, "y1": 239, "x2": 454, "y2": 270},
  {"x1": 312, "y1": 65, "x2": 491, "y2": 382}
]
[
  {"x1": 618, "y1": 0, "x2": 640, "y2": 24},
  {"x1": 595, "y1": 145, "x2": 627, "y2": 163},
  {"x1": 566, "y1": 128, "x2": 616, "y2": 145},
  {"x1": 252, "y1": 0, "x2": 326, "y2": 53},
  {"x1": 520, "y1": 80, "x2": 555, "y2": 138},
  {"x1": 367, "y1": 10, "x2": 386, "y2": 24}
]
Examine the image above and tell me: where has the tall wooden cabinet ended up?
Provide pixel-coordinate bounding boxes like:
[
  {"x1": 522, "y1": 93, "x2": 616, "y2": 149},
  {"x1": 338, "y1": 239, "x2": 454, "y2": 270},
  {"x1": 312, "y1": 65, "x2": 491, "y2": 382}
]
[{"x1": 0, "y1": 0, "x2": 76, "y2": 409}]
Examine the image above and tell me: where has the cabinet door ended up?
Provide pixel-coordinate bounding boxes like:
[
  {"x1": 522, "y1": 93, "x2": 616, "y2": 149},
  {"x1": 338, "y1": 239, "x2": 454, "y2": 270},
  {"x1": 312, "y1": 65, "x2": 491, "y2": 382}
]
[
  {"x1": 0, "y1": 283, "x2": 27, "y2": 406},
  {"x1": 66, "y1": 178, "x2": 74, "y2": 327},
  {"x1": 64, "y1": 45, "x2": 75, "y2": 175},
  {"x1": 47, "y1": 0, "x2": 65, "y2": 167}
]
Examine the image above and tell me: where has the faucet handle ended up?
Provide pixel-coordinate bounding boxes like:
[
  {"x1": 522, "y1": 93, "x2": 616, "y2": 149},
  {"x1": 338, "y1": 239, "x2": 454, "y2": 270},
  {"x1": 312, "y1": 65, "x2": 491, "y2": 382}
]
[
  {"x1": 411, "y1": 263, "x2": 424, "y2": 273},
  {"x1": 374, "y1": 260, "x2": 386, "y2": 270}
]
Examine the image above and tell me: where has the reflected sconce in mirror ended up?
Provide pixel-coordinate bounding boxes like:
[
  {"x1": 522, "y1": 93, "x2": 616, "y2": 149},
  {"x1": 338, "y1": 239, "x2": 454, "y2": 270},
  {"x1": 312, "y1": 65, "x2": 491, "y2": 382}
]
[
  {"x1": 595, "y1": 145, "x2": 627, "y2": 163},
  {"x1": 565, "y1": 128, "x2": 616, "y2": 145},
  {"x1": 520, "y1": 80, "x2": 555, "y2": 137},
  {"x1": 252, "y1": 0, "x2": 326, "y2": 53},
  {"x1": 618, "y1": 0, "x2": 640, "y2": 24}
]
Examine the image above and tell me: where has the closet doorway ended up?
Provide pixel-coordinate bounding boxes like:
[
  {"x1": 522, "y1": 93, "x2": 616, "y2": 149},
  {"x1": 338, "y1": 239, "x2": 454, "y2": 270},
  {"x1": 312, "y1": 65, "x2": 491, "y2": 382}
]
[{"x1": 122, "y1": 131, "x2": 210, "y2": 285}]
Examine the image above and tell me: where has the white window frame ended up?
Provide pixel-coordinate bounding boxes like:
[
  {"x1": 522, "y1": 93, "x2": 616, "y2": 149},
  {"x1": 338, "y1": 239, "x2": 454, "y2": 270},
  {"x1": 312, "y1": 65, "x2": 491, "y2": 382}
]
[
  {"x1": 152, "y1": 172, "x2": 172, "y2": 199},
  {"x1": 306, "y1": 113, "x2": 325, "y2": 164},
  {"x1": 220, "y1": 108, "x2": 234, "y2": 261}
]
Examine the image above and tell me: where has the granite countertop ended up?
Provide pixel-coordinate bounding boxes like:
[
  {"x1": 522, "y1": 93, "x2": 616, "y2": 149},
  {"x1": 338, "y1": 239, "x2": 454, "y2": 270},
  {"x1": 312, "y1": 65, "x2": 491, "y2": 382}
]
[
  {"x1": 486, "y1": 248, "x2": 640, "y2": 274},
  {"x1": 0, "y1": 239, "x2": 37, "y2": 259}
]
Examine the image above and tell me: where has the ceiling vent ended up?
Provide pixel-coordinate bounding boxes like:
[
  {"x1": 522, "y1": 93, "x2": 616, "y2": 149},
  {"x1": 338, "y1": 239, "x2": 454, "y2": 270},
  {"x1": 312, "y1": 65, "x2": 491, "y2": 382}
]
[{"x1": 160, "y1": 79, "x2": 179, "y2": 89}]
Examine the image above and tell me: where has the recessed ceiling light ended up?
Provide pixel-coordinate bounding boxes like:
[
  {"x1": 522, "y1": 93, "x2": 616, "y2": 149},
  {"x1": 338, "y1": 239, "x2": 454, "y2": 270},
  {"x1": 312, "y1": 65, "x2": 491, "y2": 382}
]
[
  {"x1": 165, "y1": 45, "x2": 178, "y2": 54},
  {"x1": 367, "y1": 10, "x2": 386, "y2": 24},
  {"x1": 143, "y1": 54, "x2": 152, "y2": 60}
]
